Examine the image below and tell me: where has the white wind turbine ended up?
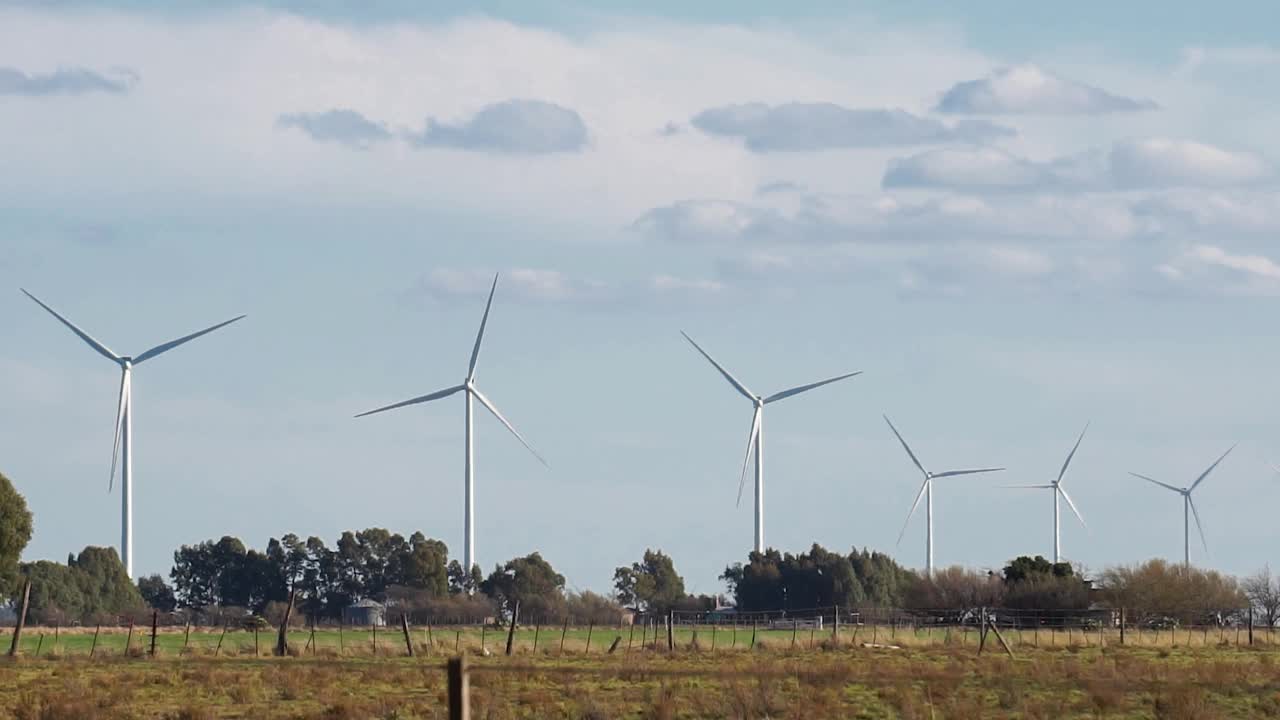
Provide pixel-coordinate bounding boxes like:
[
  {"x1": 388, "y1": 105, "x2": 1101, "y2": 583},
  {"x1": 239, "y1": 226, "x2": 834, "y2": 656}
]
[
  {"x1": 355, "y1": 274, "x2": 546, "y2": 577},
  {"x1": 1000, "y1": 423, "x2": 1089, "y2": 563},
  {"x1": 1129, "y1": 445, "x2": 1234, "y2": 567},
  {"x1": 681, "y1": 331, "x2": 860, "y2": 554},
  {"x1": 22, "y1": 289, "x2": 246, "y2": 579},
  {"x1": 885, "y1": 415, "x2": 1004, "y2": 576}
]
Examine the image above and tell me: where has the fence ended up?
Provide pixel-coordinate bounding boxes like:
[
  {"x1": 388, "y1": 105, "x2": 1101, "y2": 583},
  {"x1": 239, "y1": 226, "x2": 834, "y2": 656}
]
[{"x1": 4, "y1": 599, "x2": 1275, "y2": 658}]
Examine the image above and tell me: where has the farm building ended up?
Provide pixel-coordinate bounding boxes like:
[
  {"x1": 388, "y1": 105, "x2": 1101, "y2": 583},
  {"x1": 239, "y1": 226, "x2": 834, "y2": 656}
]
[{"x1": 342, "y1": 599, "x2": 387, "y2": 627}]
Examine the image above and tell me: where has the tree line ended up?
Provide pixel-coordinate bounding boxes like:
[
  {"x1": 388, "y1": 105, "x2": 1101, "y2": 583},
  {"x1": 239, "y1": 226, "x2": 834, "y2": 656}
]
[{"x1": 3, "y1": 469, "x2": 1280, "y2": 627}]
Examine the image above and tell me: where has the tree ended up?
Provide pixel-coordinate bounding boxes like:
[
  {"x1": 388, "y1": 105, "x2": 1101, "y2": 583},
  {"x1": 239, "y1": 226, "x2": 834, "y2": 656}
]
[
  {"x1": 138, "y1": 574, "x2": 177, "y2": 612},
  {"x1": 904, "y1": 566, "x2": 1005, "y2": 611},
  {"x1": 448, "y1": 560, "x2": 482, "y2": 595},
  {"x1": 11, "y1": 547, "x2": 142, "y2": 624},
  {"x1": 997, "y1": 555, "x2": 1090, "y2": 611},
  {"x1": 613, "y1": 549, "x2": 686, "y2": 614},
  {"x1": 0, "y1": 471, "x2": 33, "y2": 595},
  {"x1": 721, "y1": 544, "x2": 880, "y2": 612},
  {"x1": 481, "y1": 552, "x2": 565, "y2": 619},
  {"x1": 1243, "y1": 566, "x2": 1280, "y2": 627},
  {"x1": 849, "y1": 547, "x2": 916, "y2": 607},
  {"x1": 1097, "y1": 559, "x2": 1245, "y2": 624}
]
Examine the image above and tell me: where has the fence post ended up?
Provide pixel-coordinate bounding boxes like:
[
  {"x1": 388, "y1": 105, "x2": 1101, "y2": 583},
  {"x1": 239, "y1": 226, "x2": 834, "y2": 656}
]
[
  {"x1": 183, "y1": 620, "x2": 192, "y2": 655},
  {"x1": 402, "y1": 614, "x2": 416, "y2": 658},
  {"x1": 627, "y1": 620, "x2": 635, "y2": 654},
  {"x1": 533, "y1": 623, "x2": 541, "y2": 654},
  {"x1": 1119, "y1": 608, "x2": 1125, "y2": 645},
  {"x1": 586, "y1": 621, "x2": 595, "y2": 654},
  {"x1": 1249, "y1": 608, "x2": 1255, "y2": 646},
  {"x1": 505, "y1": 602, "x2": 519, "y2": 657},
  {"x1": 427, "y1": 620, "x2": 435, "y2": 654},
  {"x1": 215, "y1": 625, "x2": 227, "y2": 657},
  {"x1": 833, "y1": 606, "x2": 840, "y2": 645},
  {"x1": 559, "y1": 618, "x2": 568, "y2": 655},
  {"x1": 750, "y1": 618, "x2": 757, "y2": 649},
  {"x1": 7, "y1": 579, "x2": 31, "y2": 657},
  {"x1": 150, "y1": 610, "x2": 159, "y2": 657},
  {"x1": 448, "y1": 656, "x2": 470, "y2": 720},
  {"x1": 126, "y1": 619, "x2": 135, "y2": 656},
  {"x1": 91, "y1": 624, "x2": 101, "y2": 658}
]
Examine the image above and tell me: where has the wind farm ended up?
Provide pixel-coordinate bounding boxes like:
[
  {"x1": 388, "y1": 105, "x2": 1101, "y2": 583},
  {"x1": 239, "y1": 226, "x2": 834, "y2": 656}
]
[{"x1": 7, "y1": 2, "x2": 1280, "y2": 717}]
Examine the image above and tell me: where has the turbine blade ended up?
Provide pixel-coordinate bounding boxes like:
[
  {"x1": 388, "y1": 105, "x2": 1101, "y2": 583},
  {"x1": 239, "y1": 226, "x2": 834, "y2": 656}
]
[
  {"x1": 133, "y1": 315, "x2": 247, "y2": 364},
  {"x1": 354, "y1": 384, "x2": 465, "y2": 418},
  {"x1": 1128, "y1": 472, "x2": 1182, "y2": 494},
  {"x1": 1058, "y1": 486, "x2": 1087, "y2": 529},
  {"x1": 884, "y1": 415, "x2": 927, "y2": 477},
  {"x1": 467, "y1": 274, "x2": 499, "y2": 381},
  {"x1": 108, "y1": 369, "x2": 130, "y2": 492},
  {"x1": 1188, "y1": 495, "x2": 1209, "y2": 553},
  {"x1": 999, "y1": 484, "x2": 1054, "y2": 489},
  {"x1": 1057, "y1": 422, "x2": 1089, "y2": 486},
  {"x1": 21, "y1": 289, "x2": 120, "y2": 362},
  {"x1": 680, "y1": 331, "x2": 754, "y2": 401},
  {"x1": 932, "y1": 468, "x2": 1005, "y2": 478},
  {"x1": 736, "y1": 407, "x2": 761, "y2": 508},
  {"x1": 896, "y1": 477, "x2": 930, "y2": 546},
  {"x1": 470, "y1": 387, "x2": 549, "y2": 468},
  {"x1": 1189, "y1": 444, "x2": 1235, "y2": 492},
  {"x1": 762, "y1": 371, "x2": 862, "y2": 405}
]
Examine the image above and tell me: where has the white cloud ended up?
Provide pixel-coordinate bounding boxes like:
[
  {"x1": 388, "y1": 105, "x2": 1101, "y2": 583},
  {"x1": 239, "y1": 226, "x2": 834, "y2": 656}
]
[
  {"x1": 1186, "y1": 245, "x2": 1280, "y2": 280},
  {"x1": 650, "y1": 274, "x2": 725, "y2": 294},
  {"x1": 936, "y1": 64, "x2": 1157, "y2": 115},
  {"x1": 884, "y1": 140, "x2": 1272, "y2": 191},
  {"x1": 1110, "y1": 139, "x2": 1271, "y2": 188},
  {"x1": 406, "y1": 99, "x2": 589, "y2": 154},
  {"x1": 690, "y1": 102, "x2": 1013, "y2": 151},
  {"x1": 0, "y1": 65, "x2": 137, "y2": 96},
  {"x1": 276, "y1": 108, "x2": 391, "y2": 149},
  {"x1": 408, "y1": 268, "x2": 608, "y2": 304}
]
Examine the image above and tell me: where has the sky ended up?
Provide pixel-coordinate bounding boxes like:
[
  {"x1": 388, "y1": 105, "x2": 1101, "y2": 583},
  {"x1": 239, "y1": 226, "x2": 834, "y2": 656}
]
[{"x1": 2, "y1": 1, "x2": 1280, "y2": 596}]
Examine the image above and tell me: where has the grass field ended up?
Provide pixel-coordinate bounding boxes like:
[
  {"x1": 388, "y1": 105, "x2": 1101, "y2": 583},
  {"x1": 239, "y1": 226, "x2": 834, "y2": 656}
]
[{"x1": 3, "y1": 625, "x2": 1280, "y2": 718}]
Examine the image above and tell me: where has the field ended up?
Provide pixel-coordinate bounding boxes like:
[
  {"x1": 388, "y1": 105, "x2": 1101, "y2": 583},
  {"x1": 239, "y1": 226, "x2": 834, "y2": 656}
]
[{"x1": 3, "y1": 624, "x2": 1280, "y2": 718}]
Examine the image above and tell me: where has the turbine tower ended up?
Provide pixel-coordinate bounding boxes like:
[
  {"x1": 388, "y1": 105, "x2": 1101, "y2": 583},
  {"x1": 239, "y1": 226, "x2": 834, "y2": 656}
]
[
  {"x1": 681, "y1": 331, "x2": 860, "y2": 554},
  {"x1": 356, "y1": 274, "x2": 546, "y2": 578},
  {"x1": 1129, "y1": 445, "x2": 1234, "y2": 567},
  {"x1": 1001, "y1": 423, "x2": 1089, "y2": 563},
  {"x1": 885, "y1": 415, "x2": 1003, "y2": 576},
  {"x1": 22, "y1": 289, "x2": 245, "y2": 579}
]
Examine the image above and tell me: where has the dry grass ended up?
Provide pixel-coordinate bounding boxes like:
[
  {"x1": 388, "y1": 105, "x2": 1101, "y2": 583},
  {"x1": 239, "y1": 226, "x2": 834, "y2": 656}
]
[{"x1": 2, "y1": 632, "x2": 1279, "y2": 718}]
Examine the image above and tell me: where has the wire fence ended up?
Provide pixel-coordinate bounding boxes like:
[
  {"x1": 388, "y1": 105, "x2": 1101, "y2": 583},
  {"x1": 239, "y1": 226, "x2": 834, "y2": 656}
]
[{"x1": 4, "y1": 602, "x2": 1276, "y2": 658}]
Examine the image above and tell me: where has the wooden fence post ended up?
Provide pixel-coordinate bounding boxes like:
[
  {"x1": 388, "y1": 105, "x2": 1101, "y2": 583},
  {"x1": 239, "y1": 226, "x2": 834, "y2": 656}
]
[
  {"x1": 586, "y1": 621, "x2": 595, "y2": 654},
  {"x1": 125, "y1": 619, "x2": 135, "y2": 656},
  {"x1": 275, "y1": 589, "x2": 297, "y2": 657},
  {"x1": 150, "y1": 610, "x2": 159, "y2": 657},
  {"x1": 833, "y1": 606, "x2": 840, "y2": 645},
  {"x1": 1249, "y1": 608, "x2": 1255, "y2": 646},
  {"x1": 7, "y1": 579, "x2": 31, "y2": 657},
  {"x1": 34, "y1": 634, "x2": 44, "y2": 657},
  {"x1": 91, "y1": 624, "x2": 101, "y2": 658},
  {"x1": 338, "y1": 619, "x2": 344, "y2": 654},
  {"x1": 215, "y1": 625, "x2": 227, "y2": 657},
  {"x1": 711, "y1": 622, "x2": 717, "y2": 651},
  {"x1": 183, "y1": 620, "x2": 192, "y2": 655},
  {"x1": 667, "y1": 613, "x2": 674, "y2": 652},
  {"x1": 448, "y1": 656, "x2": 470, "y2": 720},
  {"x1": 559, "y1": 617, "x2": 569, "y2": 655},
  {"x1": 402, "y1": 614, "x2": 415, "y2": 658},
  {"x1": 533, "y1": 623, "x2": 540, "y2": 654},
  {"x1": 627, "y1": 621, "x2": 634, "y2": 654},
  {"x1": 505, "y1": 602, "x2": 519, "y2": 657},
  {"x1": 1119, "y1": 608, "x2": 1126, "y2": 645},
  {"x1": 750, "y1": 618, "x2": 757, "y2": 650},
  {"x1": 608, "y1": 636, "x2": 622, "y2": 654},
  {"x1": 372, "y1": 619, "x2": 378, "y2": 656},
  {"x1": 427, "y1": 620, "x2": 434, "y2": 654}
]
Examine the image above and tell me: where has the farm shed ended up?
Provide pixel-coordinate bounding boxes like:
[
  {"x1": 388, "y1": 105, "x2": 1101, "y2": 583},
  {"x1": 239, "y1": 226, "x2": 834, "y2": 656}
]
[{"x1": 342, "y1": 599, "x2": 387, "y2": 627}]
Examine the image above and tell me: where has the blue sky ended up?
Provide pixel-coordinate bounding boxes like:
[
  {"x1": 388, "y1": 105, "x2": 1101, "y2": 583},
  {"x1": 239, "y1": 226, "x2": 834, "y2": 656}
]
[{"x1": 2, "y1": 1, "x2": 1279, "y2": 595}]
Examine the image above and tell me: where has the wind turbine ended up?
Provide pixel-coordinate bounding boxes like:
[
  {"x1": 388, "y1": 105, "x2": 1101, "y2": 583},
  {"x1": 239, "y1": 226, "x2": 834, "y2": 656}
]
[
  {"x1": 885, "y1": 415, "x2": 1003, "y2": 576},
  {"x1": 355, "y1": 274, "x2": 546, "y2": 578},
  {"x1": 680, "y1": 331, "x2": 860, "y2": 554},
  {"x1": 1129, "y1": 445, "x2": 1234, "y2": 567},
  {"x1": 1001, "y1": 423, "x2": 1089, "y2": 563},
  {"x1": 21, "y1": 289, "x2": 246, "y2": 579}
]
